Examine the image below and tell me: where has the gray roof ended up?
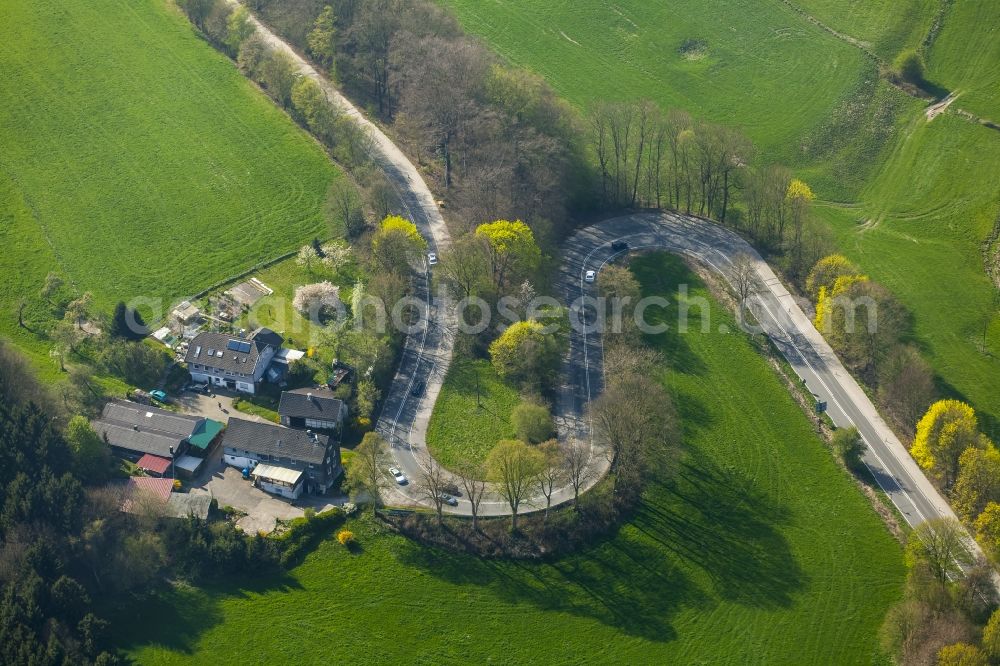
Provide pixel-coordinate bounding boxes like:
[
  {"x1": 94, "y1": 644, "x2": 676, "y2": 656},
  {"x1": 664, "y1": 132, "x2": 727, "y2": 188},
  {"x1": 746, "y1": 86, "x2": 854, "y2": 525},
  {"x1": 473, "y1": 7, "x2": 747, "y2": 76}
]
[
  {"x1": 92, "y1": 399, "x2": 203, "y2": 458},
  {"x1": 278, "y1": 388, "x2": 344, "y2": 422},
  {"x1": 250, "y1": 327, "x2": 284, "y2": 350},
  {"x1": 221, "y1": 417, "x2": 331, "y2": 465},
  {"x1": 184, "y1": 329, "x2": 282, "y2": 375}
]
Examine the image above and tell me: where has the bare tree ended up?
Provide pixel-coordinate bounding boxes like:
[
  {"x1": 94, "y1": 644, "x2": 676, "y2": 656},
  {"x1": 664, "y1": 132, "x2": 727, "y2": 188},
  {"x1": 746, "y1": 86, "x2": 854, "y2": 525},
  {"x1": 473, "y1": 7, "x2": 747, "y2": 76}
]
[
  {"x1": 415, "y1": 456, "x2": 447, "y2": 525},
  {"x1": 664, "y1": 109, "x2": 692, "y2": 211},
  {"x1": 730, "y1": 253, "x2": 757, "y2": 304},
  {"x1": 878, "y1": 345, "x2": 936, "y2": 437},
  {"x1": 563, "y1": 439, "x2": 593, "y2": 511},
  {"x1": 326, "y1": 178, "x2": 365, "y2": 239},
  {"x1": 591, "y1": 373, "x2": 678, "y2": 502},
  {"x1": 535, "y1": 440, "x2": 565, "y2": 521},
  {"x1": 601, "y1": 342, "x2": 662, "y2": 380},
  {"x1": 906, "y1": 518, "x2": 973, "y2": 585},
  {"x1": 455, "y1": 459, "x2": 488, "y2": 531},
  {"x1": 346, "y1": 0, "x2": 399, "y2": 116},
  {"x1": 395, "y1": 35, "x2": 491, "y2": 189}
]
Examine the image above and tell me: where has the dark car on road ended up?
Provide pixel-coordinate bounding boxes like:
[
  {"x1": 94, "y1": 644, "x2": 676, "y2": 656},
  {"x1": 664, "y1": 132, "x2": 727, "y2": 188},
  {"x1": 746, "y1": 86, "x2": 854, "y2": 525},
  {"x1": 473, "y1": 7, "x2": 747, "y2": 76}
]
[
  {"x1": 611, "y1": 240, "x2": 629, "y2": 252},
  {"x1": 410, "y1": 380, "x2": 426, "y2": 397}
]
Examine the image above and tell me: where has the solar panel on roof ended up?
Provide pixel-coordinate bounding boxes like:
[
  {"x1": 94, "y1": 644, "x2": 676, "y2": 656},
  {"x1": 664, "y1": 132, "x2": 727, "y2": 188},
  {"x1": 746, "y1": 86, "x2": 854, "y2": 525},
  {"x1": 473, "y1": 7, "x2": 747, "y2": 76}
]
[
  {"x1": 227, "y1": 340, "x2": 241, "y2": 351},
  {"x1": 239, "y1": 341, "x2": 251, "y2": 353}
]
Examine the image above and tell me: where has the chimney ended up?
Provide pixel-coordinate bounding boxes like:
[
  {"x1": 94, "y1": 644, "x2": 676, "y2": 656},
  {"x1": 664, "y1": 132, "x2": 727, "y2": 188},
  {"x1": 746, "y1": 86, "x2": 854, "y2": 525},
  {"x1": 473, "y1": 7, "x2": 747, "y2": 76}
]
[
  {"x1": 133, "y1": 425, "x2": 139, "y2": 431},
  {"x1": 307, "y1": 392, "x2": 314, "y2": 403}
]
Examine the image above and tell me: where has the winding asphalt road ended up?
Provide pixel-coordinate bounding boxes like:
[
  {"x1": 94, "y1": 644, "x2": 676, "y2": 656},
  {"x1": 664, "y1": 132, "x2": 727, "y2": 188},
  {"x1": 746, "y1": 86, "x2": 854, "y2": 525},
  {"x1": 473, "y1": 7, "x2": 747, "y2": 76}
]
[
  {"x1": 565, "y1": 213, "x2": 962, "y2": 535},
  {"x1": 241, "y1": 8, "x2": 967, "y2": 534},
  {"x1": 380, "y1": 208, "x2": 964, "y2": 531}
]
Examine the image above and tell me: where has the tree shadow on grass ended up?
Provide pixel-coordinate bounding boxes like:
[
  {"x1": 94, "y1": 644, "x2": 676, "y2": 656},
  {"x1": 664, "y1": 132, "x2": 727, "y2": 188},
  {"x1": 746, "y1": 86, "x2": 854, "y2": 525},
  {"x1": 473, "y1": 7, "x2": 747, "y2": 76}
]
[
  {"x1": 393, "y1": 529, "x2": 703, "y2": 642},
  {"x1": 395, "y1": 448, "x2": 805, "y2": 643},
  {"x1": 107, "y1": 569, "x2": 302, "y2": 656},
  {"x1": 637, "y1": 447, "x2": 805, "y2": 610}
]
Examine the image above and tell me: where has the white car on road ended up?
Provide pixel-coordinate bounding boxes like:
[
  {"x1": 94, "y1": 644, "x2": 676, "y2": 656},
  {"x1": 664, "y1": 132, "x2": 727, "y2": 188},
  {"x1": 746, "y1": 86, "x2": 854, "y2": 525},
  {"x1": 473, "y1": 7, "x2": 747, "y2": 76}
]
[
  {"x1": 389, "y1": 467, "x2": 408, "y2": 485},
  {"x1": 427, "y1": 252, "x2": 438, "y2": 266},
  {"x1": 584, "y1": 270, "x2": 596, "y2": 283}
]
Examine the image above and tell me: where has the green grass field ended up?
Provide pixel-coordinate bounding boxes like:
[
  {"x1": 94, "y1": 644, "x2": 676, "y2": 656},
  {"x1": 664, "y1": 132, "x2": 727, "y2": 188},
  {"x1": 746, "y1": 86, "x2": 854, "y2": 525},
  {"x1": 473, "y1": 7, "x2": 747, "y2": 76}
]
[
  {"x1": 118, "y1": 253, "x2": 903, "y2": 663},
  {"x1": 792, "y1": 0, "x2": 938, "y2": 60},
  {"x1": 438, "y1": 0, "x2": 1000, "y2": 431},
  {"x1": 426, "y1": 357, "x2": 520, "y2": 469},
  {"x1": 0, "y1": 0, "x2": 343, "y2": 377}
]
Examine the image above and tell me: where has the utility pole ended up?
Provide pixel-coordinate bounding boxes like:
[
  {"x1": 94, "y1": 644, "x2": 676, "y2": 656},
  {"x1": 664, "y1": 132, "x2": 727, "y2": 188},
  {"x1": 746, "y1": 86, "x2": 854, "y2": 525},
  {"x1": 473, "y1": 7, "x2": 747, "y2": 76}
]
[
  {"x1": 169, "y1": 445, "x2": 175, "y2": 480},
  {"x1": 476, "y1": 372, "x2": 482, "y2": 409}
]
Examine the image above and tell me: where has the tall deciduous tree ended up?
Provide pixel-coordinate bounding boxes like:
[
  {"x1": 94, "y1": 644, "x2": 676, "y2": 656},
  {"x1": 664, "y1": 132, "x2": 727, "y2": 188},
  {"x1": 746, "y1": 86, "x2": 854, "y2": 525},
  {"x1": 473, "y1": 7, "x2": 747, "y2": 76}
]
[
  {"x1": 439, "y1": 233, "x2": 489, "y2": 301},
  {"x1": 395, "y1": 35, "x2": 490, "y2": 189},
  {"x1": 345, "y1": 432, "x2": 390, "y2": 515},
  {"x1": 785, "y1": 178, "x2": 815, "y2": 275},
  {"x1": 591, "y1": 371, "x2": 678, "y2": 503},
  {"x1": 486, "y1": 439, "x2": 542, "y2": 531},
  {"x1": 326, "y1": 177, "x2": 366, "y2": 239},
  {"x1": 535, "y1": 439, "x2": 565, "y2": 521},
  {"x1": 291, "y1": 77, "x2": 339, "y2": 143},
  {"x1": 952, "y1": 444, "x2": 1000, "y2": 521},
  {"x1": 488, "y1": 320, "x2": 562, "y2": 390},
  {"x1": 597, "y1": 264, "x2": 642, "y2": 342},
  {"x1": 307, "y1": 6, "x2": 337, "y2": 72},
  {"x1": 563, "y1": 439, "x2": 593, "y2": 511},
  {"x1": 729, "y1": 253, "x2": 758, "y2": 328},
  {"x1": 936, "y1": 643, "x2": 987, "y2": 666},
  {"x1": 260, "y1": 51, "x2": 298, "y2": 108},
  {"x1": 511, "y1": 401, "x2": 553, "y2": 444},
  {"x1": 415, "y1": 457, "x2": 448, "y2": 525},
  {"x1": 455, "y1": 459, "x2": 487, "y2": 531},
  {"x1": 905, "y1": 517, "x2": 972, "y2": 585},
  {"x1": 984, "y1": 609, "x2": 1000, "y2": 659},
  {"x1": 878, "y1": 345, "x2": 936, "y2": 438},
  {"x1": 911, "y1": 400, "x2": 985, "y2": 488},
  {"x1": 64, "y1": 416, "x2": 112, "y2": 483},
  {"x1": 224, "y1": 6, "x2": 254, "y2": 56},
  {"x1": 371, "y1": 215, "x2": 427, "y2": 274},
  {"x1": 475, "y1": 219, "x2": 541, "y2": 294}
]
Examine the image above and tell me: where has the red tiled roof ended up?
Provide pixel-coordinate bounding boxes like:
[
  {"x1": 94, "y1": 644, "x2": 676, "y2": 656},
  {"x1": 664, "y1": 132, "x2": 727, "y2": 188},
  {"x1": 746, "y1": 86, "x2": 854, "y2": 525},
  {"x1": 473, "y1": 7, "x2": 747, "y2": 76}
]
[
  {"x1": 125, "y1": 476, "x2": 174, "y2": 502},
  {"x1": 136, "y1": 454, "x2": 171, "y2": 475}
]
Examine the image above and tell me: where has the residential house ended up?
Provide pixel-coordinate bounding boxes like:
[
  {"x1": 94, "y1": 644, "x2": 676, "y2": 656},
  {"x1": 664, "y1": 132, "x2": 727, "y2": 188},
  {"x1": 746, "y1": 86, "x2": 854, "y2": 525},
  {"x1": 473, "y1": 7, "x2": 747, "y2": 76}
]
[
  {"x1": 92, "y1": 400, "x2": 223, "y2": 472},
  {"x1": 221, "y1": 417, "x2": 341, "y2": 499},
  {"x1": 184, "y1": 328, "x2": 283, "y2": 394},
  {"x1": 278, "y1": 387, "x2": 347, "y2": 432}
]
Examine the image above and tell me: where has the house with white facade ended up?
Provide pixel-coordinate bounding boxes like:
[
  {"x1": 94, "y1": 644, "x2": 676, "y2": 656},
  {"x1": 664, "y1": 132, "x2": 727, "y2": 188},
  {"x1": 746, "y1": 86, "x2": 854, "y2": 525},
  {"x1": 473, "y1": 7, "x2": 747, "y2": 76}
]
[
  {"x1": 184, "y1": 328, "x2": 283, "y2": 394},
  {"x1": 221, "y1": 417, "x2": 342, "y2": 498}
]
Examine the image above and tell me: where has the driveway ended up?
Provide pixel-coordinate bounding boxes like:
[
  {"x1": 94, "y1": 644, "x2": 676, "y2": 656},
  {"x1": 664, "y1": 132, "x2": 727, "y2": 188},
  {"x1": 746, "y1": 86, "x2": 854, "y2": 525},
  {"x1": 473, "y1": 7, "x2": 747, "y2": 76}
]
[
  {"x1": 187, "y1": 452, "x2": 344, "y2": 534},
  {"x1": 178, "y1": 391, "x2": 342, "y2": 534},
  {"x1": 173, "y1": 388, "x2": 261, "y2": 423}
]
